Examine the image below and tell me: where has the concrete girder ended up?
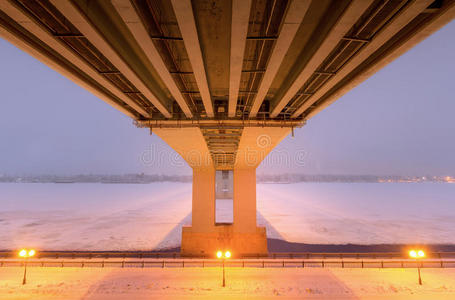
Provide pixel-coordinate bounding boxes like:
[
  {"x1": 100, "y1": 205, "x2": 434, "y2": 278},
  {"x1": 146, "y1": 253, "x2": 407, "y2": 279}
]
[
  {"x1": 228, "y1": 0, "x2": 252, "y2": 117},
  {"x1": 235, "y1": 127, "x2": 291, "y2": 169},
  {"x1": 290, "y1": 0, "x2": 434, "y2": 118},
  {"x1": 304, "y1": 2, "x2": 455, "y2": 121},
  {"x1": 151, "y1": 127, "x2": 213, "y2": 169},
  {"x1": 111, "y1": 0, "x2": 193, "y2": 118},
  {"x1": 170, "y1": 0, "x2": 214, "y2": 118},
  {"x1": 270, "y1": 0, "x2": 374, "y2": 118},
  {"x1": 50, "y1": 0, "x2": 172, "y2": 118},
  {"x1": 0, "y1": 0, "x2": 150, "y2": 119},
  {"x1": 249, "y1": 0, "x2": 311, "y2": 118}
]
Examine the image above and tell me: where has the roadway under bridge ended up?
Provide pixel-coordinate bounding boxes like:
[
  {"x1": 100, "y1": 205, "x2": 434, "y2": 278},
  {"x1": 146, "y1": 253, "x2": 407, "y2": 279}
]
[{"x1": 1, "y1": 0, "x2": 454, "y2": 257}]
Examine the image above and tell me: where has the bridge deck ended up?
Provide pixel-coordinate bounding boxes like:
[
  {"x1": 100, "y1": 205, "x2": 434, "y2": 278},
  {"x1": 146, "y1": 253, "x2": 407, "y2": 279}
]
[{"x1": 1, "y1": 0, "x2": 454, "y2": 168}]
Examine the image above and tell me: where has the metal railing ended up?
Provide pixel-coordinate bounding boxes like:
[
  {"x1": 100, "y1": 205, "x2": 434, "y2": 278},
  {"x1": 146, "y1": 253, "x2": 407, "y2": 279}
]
[
  {"x1": 1, "y1": 259, "x2": 455, "y2": 269},
  {"x1": 1, "y1": 251, "x2": 455, "y2": 259}
]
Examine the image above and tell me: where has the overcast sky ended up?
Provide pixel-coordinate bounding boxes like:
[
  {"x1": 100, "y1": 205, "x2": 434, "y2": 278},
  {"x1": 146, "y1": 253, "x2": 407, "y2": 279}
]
[{"x1": 0, "y1": 21, "x2": 454, "y2": 176}]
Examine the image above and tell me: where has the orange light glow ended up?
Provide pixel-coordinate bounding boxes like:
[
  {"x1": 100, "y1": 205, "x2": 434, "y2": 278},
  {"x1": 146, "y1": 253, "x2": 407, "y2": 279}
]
[
  {"x1": 18, "y1": 248, "x2": 36, "y2": 258},
  {"x1": 224, "y1": 251, "x2": 231, "y2": 258},
  {"x1": 216, "y1": 251, "x2": 223, "y2": 258},
  {"x1": 18, "y1": 249, "x2": 27, "y2": 257},
  {"x1": 409, "y1": 249, "x2": 425, "y2": 258}
]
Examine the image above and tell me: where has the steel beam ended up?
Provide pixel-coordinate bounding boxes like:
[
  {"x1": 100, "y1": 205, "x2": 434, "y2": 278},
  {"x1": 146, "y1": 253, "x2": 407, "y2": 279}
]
[
  {"x1": 270, "y1": 0, "x2": 374, "y2": 118},
  {"x1": 305, "y1": 1, "x2": 455, "y2": 121},
  {"x1": 136, "y1": 119, "x2": 304, "y2": 129},
  {"x1": 112, "y1": 0, "x2": 193, "y2": 118},
  {"x1": 171, "y1": 0, "x2": 214, "y2": 117},
  {"x1": 291, "y1": 0, "x2": 433, "y2": 118},
  {"x1": 0, "y1": 0, "x2": 149, "y2": 118},
  {"x1": 50, "y1": 0, "x2": 172, "y2": 118},
  {"x1": 249, "y1": 0, "x2": 311, "y2": 118},
  {"x1": 228, "y1": 0, "x2": 252, "y2": 117},
  {"x1": 0, "y1": 22, "x2": 138, "y2": 119}
]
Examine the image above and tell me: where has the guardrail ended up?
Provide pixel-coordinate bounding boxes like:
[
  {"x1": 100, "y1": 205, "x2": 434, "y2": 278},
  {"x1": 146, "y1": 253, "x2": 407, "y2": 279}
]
[
  {"x1": 1, "y1": 251, "x2": 455, "y2": 259},
  {"x1": 1, "y1": 259, "x2": 455, "y2": 269}
]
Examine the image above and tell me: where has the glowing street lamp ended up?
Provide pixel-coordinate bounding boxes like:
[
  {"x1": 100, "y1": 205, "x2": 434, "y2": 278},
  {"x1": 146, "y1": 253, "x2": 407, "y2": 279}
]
[
  {"x1": 18, "y1": 248, "x2": 36, "y2": 285},
  {"x1": 216, "y1": 250, "x2": 231, "y2": 287},
  {"x1": 409, "y1": 249, "x2": 425, "y2": 285}
]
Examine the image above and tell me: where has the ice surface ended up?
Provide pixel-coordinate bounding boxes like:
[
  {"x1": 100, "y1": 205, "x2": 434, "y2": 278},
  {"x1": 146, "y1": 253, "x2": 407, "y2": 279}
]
[
  {"x1": 1, "y1": 182, "x2": 454, "y2": 250},
  {"x1": 257, "y1": 182, "x2": 455, "y2": 244}
]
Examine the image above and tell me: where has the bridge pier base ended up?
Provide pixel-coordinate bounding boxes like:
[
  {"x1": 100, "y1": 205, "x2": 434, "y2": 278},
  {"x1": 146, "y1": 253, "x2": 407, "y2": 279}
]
[
  {"x1": 181, "y1": 167, "x2": 267, "y2": 257},
  {"x1": 152, "y1": 127, "x2": 291, "y2": 257},
  {"x1": 181, "y1": 226, "x2": 267, "y2": 257}
]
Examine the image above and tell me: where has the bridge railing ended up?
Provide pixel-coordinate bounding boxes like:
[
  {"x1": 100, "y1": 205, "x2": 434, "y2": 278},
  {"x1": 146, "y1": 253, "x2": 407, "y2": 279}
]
[
  {"x1": 1, "y1": 259, "x2": 455, "y2": 269},
  {"x1": 1, "y1": 251, "x2": 455, "y2": 259}
]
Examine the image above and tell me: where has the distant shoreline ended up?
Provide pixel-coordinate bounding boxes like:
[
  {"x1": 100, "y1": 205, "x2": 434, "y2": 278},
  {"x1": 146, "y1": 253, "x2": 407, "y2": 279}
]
[
  {"x1": 1, "y1": 180, "x2": 454, "y2": 184},
  {"x1": 1, "y1": 173, "x2": 454, "y2": 184}
]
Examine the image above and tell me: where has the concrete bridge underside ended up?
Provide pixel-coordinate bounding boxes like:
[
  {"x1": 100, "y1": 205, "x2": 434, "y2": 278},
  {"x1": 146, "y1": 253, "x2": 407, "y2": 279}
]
[{"x1": 1, "y1": 0, "x2": 454, "y2": 256}]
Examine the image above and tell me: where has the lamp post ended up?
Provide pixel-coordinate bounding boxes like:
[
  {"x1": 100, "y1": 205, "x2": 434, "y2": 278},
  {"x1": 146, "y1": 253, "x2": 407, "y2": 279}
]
[
  {"x1": 216, "y1": 250, "x2": 231, "y2": 287},
  {"x1": 409, "y1": 249, "x2": 425, "y2": 285},
  {"x1": 18, "y1": 249, "x2": 36, "y2": 285}
]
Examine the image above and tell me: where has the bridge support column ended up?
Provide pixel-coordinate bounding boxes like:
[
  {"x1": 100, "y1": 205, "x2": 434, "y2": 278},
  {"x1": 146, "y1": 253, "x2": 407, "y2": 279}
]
[
  {"x1": 153, "y1": 127, "x2": 290, "y2": 257},
  {"x1": 181, "y1": 166, "x2": 267, "y2": 257},
  {"x1": 191, "y1": 167, "x2": 216, "y2": 232},
  {"x1": 232, "y1": 167, "x2": 268, "y2": 253},
  {"x1": 233, "y1": 168, "x2": 257, "y2": 233}
]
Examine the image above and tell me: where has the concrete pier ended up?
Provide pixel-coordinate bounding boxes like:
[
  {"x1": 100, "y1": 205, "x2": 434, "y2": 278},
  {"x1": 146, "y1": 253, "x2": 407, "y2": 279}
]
[{"x1": 152, "y1": 127, "x2": 290, "y2": 257}]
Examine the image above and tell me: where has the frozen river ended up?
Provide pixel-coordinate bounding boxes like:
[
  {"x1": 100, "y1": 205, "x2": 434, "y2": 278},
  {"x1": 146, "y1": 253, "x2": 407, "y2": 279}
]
[{"x1": 0, "y1": 182, "x2": 454, "y2": 250}]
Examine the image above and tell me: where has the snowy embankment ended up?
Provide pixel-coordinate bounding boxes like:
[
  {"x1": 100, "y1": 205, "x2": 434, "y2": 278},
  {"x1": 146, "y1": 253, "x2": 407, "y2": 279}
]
[
  {"x1": 1, "y1": 182, "x2": 454, "y2": 250},
  {"x1": 1, "y1": 267, "x2": 455, "y2": 299}
]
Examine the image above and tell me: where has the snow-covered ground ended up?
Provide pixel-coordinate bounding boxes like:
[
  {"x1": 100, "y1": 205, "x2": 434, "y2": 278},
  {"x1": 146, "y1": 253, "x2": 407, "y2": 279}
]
[
  {"x1": 257, "y1": 182, "x2": 455, "y2": 244},
  {"x1": 0, "y1": 182, "x2": 192, "y2": 250},
  {"x1": 1, "y1": 182, "x2": 454, "y2": 250},
  {"x1": 1, "y1": 267, "x2": 455, "y2": 299}
]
